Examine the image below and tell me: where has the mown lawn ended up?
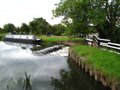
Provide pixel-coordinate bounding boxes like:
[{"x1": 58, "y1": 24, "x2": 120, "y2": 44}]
[
  {"x1": 72, "y1": 45, "x2": 120, "y2": 80},
  {"x1": 38, "y1": 35, "x2": 84, "y2": 42}
]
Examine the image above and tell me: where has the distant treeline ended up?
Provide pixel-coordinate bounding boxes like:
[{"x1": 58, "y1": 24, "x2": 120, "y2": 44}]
[
  {"x1": 0, "y1": 0, "x2": 120, "y2": 43},
  {"x1": 0, "y1": 17, "x2": 67, "y2": 36},
  {"x1": 0, "y1": 17, "x2": 96, "y2": 37}
]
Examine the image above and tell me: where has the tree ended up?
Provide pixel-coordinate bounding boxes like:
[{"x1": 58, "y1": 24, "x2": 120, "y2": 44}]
[
  {"x1": 20, "y1": 23, "x2": 30, "y2": 34},
  {"x1": 53, "y1": 0, "x2": 120, "y2": 42},
  {"x1": 52, "y1": 24, "x2": 66, "y2": 35},
  {"x1": 16, "y1": 27, "x2": 21, "y2": 34},
  {"x1": 3, "y1": 23, "x2": 16, "y2": 33},
  {"x1": 53, "y1": 0, "x2": 91, "y2": 35},
  {"x1": 29, "y1": 17, "x2": 51, "y2": 35},
  {"x1": 0, "y1": 28, "x2": 4, "y2": 33},
  {"x1": 89, "y1": 0, "x2": 120, "y2": 42},
  {"x1": 29, "y1": 20, "x2": 37, "y2": 34}
]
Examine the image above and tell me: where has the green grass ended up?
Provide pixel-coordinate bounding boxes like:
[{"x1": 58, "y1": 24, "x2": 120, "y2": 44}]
[
  {"x1": 38, "y1": 35, "x2": 84, "y2": 42},
  {"x1": 72, "y1": 45, "x2": 120, "y2": 80},
  {"x1": 0, "y1": 34, "x2": 84, "y2": 42}
]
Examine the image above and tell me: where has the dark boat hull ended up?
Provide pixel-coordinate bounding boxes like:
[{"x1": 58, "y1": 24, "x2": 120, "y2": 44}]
[{"x1": 4, "y1": 38, "x2": 42, "y2": 44}]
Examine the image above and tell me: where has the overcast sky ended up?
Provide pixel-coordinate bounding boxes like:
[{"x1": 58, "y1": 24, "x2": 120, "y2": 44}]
[{"x1": 0, "y1": 0, "x2": 62, "y2": 27}]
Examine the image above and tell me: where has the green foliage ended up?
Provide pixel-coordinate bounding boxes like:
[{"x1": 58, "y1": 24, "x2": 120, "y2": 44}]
[
  {"x1": 0, "y1": 28, "x2": 4, "y2": 33},
  {"x1": 0, "y1": 33, "x2": 5, "y2": 41},
  {"x1": 114, "y1": 27, "x2": 120, "y2": 43},
  {"x1": 3, "y1": 23, "x2": 16, "y2": 33},
  {"x1": 72, "y1": 45, "x2": 120, "y2": 80},
  {"x1": 52, "y1": 24, "x2": 66, "y2": 35},
  {"x1": 16, "y1": 27, "x2": 21, "y2": 34},
  {"x1": 29, "y1": 17, "x2": 51, "y2": 35},
  {"x1": 53, "y1": 0, "x2": 120, "y2": 42},
  {"x1": 1, "y1": 17, "x2": 67, "y2": 36},
  {"x1": 90, "y1": 0, "x2": 120, "y2": 41},
  {"x1": 53, "y1": 0, "x2": 93, "y2": 35},
  {"x1": 20, "y1": 23, "x2": 30, "y2": 34},
  {"x1": 0, "y1": 28, "x2": 6, "y2": 40}
]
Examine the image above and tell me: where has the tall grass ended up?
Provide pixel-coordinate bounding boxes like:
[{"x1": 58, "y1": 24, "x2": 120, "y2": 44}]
[{"x1": 72, "y1": 45, "x2": 120, "y2": 80}]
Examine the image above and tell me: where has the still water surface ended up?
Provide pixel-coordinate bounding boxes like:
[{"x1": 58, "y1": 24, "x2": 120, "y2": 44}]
[
  {"x1": 0, "y1": 41, "x2": 110, "y2": 90},
  {"x1": 0, "y1": 41, "x2": 68, "y2": 90}
]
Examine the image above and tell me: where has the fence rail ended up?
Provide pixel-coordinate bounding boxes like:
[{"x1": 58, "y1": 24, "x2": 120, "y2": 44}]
[{"x1": 86, "y1": 34, "x2": 120, "y2": 52}]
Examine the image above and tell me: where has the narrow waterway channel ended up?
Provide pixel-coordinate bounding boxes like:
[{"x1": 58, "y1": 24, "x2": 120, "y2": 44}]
[
  {"x1": 0, "y1": 41, "x2": 111, "y2": 90},
  {"x1": 51, "y1": 59, "x2": 111, "y2": 90}
]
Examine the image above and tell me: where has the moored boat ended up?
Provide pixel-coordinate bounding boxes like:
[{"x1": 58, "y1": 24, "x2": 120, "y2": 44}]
[{"x1": 4, "y1": 34, "x2": 42, "y2": 44}]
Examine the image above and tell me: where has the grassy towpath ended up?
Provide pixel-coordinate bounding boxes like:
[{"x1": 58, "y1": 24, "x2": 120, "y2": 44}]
[
  {"x1": 72, "y1": 45, "x2": 120, "y2": 81},
  {"x1": 38, "y1": 35, "x2": 84, "y2": 42}
]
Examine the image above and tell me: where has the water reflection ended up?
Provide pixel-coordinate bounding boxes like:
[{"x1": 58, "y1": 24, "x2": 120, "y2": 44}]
[
  {"x1": 51, "y1": 59, "x2": 111, "y2": 90},
  {"x1": 0, "y1": 41, "x2": 111, "y2": 90},
  {"x1": 0, "y1": 41, "x2": 68, "y2": 90},
  {"x1": 23, "y1": 72, "x2": 32, "y2": 90},
  {"x1": 4, "y1": 41, "x2": 40, "y2": 49}
]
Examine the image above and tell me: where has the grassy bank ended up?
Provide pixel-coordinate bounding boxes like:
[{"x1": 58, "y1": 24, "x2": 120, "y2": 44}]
[
  {"x1": 72, "y1": 45, "x2": 120, "y2": 81},
  {"x1": 38, "y1": 35, "x2": 84, "y2": 42}
]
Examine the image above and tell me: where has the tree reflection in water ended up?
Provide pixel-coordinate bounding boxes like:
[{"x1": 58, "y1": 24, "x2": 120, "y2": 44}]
[
  {"x1": 23, "y1": 72, "x2": 32, "y2": 90},
  {"x1": 51, "y1": 59, "x2": 111, "y2": 90},
  {"x1": 6, "y1": 72, "x2": 32, "y2": 90}
]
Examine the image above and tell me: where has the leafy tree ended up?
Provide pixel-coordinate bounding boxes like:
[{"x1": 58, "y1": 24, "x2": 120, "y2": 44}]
[
  {"x1": 52, "y1": 24, "x2": 66, "y2": 35},
  {"x1": 0, "y1": 28, "x2": 4, "y2": 33},
  {"x1": 3, "y1": 23, "x2": 16, "y2": 33},
  {"x1": 20, "y1": 23, "x2": 30, "y2": 34},
  {"x1": 53, "y1": 0, "x2": 91, "y2": 35},
  {"x1": 29, "y1": 20, "x2": 37, "y2": 34},
  {"x1": 53, "y1": 0, "x2": 120, "y2": 42},
  {"x1": 89, "y1": 0, "x2": 120, "y2": 42},
  {"x1": 16, "y1": 27, "x2": 21, "y2": 34},
  {"x1": 29, "y1": 17, "x2": 51, "y2": 35}
]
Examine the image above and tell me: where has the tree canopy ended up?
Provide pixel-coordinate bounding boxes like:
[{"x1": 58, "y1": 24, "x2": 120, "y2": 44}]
[
  {"x1": 1, "y1": 17, "x2": 65, "y2": 36},
  {"x1": 53, "y1": 0, "x2": 120, "y2": 42},
  {"x1": 29, "y1": 17, "x2": 51, "y2": 35},
  {"x1": 20, "y1": 23, "x2": 30, "y2": 34},
  {"x1": 3, "y1": 23, "x2": 16, "y2": 33},
  {"x1": 52, "y1": 24, "x2": 66, "y2": 35}
]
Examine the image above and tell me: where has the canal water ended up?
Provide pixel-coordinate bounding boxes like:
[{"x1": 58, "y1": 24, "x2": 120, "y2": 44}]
[{"x1": 0, "y1": 41, "x2": 110, "y2": 90}]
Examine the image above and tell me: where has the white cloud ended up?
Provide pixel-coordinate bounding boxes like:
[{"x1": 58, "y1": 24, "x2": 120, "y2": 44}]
[{"x1": 0, "y1": 0, "x2": 62, "y2": 27}]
